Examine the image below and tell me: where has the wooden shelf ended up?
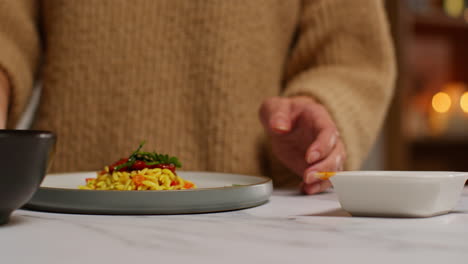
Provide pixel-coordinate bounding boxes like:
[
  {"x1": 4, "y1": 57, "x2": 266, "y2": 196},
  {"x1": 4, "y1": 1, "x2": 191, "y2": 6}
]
[
  {"x1": 408, "y1": 139, "x2": 468, "y2": 171},
  {"x1": 413, "y1": 13, "x2": 468, "y2": 31},
  {"x1": 409, "y1": 137, "x2": 468, "y2": 146},
  {"x1": 383, "y1": 1, "x2": 468, "y2": 170}
]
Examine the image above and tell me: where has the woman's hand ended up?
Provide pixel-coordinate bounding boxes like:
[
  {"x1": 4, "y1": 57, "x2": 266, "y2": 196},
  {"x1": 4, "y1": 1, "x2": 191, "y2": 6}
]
[
  {"x1": 259, "y1": 96, "x2": 346, "y2": 195},
  {"x1": 0, "y1": 69, "x2": 10, "y2": 129}
]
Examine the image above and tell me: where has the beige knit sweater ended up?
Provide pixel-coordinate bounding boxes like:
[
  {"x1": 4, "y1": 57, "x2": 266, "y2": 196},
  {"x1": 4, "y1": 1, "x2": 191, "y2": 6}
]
[{"x1": 0, "y1": 0, "x2": 395, "y2": 186}]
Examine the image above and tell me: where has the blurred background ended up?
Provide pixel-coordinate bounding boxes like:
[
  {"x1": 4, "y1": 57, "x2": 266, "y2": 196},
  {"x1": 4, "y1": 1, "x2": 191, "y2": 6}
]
[
  {"x1": 363, "y1": 0, "x2": 468, "y2": 171},
  {"x1": 16, "y1": 0, "x2": 468, "y2": 172}
]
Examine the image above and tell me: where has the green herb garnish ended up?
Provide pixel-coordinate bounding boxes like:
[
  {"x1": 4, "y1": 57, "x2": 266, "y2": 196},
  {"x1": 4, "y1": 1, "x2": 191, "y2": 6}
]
[{"x1": 113, "y1": 141, "x2": 182, "y2": 171}]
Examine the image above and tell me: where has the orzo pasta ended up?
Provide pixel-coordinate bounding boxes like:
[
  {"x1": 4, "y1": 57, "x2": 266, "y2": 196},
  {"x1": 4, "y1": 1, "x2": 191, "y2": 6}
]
[{"x1": 79, "y1": 142, "x2": 196, "y2": 190}]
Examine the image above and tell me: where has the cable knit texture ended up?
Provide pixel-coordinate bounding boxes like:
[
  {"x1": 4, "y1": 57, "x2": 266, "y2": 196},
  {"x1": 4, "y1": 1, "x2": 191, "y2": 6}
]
[{"x1": 0, "y1": 0, "x2": 395, "y2": 187}]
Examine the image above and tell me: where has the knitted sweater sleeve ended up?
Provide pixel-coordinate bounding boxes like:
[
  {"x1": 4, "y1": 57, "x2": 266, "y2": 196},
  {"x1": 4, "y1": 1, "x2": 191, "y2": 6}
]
[
  {"x1": 282, "y1": 0, "x2": 396, "y2": 170},
  {"x1": 0, "y1": 0, "x2": 40, "y2": 128}
]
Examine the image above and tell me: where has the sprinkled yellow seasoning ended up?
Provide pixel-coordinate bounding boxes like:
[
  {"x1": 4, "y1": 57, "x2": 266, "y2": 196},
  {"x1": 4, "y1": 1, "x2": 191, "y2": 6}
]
[{"x1": 315, "y1": 172, "x2": 336, "y2": 180}]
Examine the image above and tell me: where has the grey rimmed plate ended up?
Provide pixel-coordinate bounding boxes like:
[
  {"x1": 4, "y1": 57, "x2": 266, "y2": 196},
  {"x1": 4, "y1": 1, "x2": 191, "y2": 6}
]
[{"x1": 24, "y1": 171, "x2": 273, "y2": 214}]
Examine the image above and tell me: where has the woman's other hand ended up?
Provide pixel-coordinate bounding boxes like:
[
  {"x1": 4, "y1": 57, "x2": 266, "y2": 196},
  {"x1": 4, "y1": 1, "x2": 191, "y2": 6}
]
[
  {"x1": 0, "y1": 69, "x2": 10, "y2": 128},
  {"x1": 259, "y1": 96, "x2": 346, "y2": 195}
]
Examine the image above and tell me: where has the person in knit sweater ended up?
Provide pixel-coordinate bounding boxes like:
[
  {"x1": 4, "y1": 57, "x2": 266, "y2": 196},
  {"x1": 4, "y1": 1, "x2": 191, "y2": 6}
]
[{"x1": 0, "y1": 0, "x2": 395, "y2": 194}]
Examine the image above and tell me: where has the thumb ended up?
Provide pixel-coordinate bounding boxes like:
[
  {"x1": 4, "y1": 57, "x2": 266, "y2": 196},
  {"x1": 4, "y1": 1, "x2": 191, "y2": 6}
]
[{"x1": 259, "y1": 97, "x2": 293, "y2": 134}]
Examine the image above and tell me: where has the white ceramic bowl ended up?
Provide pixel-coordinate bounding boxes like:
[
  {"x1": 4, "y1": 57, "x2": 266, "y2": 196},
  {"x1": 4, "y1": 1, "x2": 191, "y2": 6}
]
[{"x1": 329, "y1": 171, "x2": 468, "y2": 218}]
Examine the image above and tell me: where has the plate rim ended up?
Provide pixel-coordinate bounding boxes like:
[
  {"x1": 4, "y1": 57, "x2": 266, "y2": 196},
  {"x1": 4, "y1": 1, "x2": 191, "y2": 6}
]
[
  {"x1": 27, "y1": 171, "x2": 273, "y2": 215},
  {"x1": 38, "y1": 170, "x2": 272, "y2": 192}
]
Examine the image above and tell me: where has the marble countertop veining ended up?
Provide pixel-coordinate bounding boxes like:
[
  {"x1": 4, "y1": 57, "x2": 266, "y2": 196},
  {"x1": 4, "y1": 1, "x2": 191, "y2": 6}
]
[{"x1": 2, "y1": 188, "x2": 468, "y2": 264}]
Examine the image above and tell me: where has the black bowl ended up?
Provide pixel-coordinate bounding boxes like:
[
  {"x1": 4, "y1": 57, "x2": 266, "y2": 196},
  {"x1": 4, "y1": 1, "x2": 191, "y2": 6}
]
[{"x1": 0, "y1": 130, "x2": 56, "y2": 225}]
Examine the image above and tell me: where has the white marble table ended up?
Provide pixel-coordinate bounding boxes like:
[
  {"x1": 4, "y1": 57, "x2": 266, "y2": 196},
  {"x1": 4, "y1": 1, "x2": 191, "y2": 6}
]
[{"x1": 2, "y1": 188, "x2": 468, "y2": 264}]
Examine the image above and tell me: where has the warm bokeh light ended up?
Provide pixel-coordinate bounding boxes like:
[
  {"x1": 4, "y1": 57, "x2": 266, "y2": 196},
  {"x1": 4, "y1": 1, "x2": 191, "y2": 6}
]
[
  {"x1": 444, "y1": 0, "x2": 465, "y2": 17},
  {"x1": 460, "y1": 92, "x2": 468, "y2": 113},
  {"x1": 432, "y1": 92, "x2": 451, "y2": 113}
]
